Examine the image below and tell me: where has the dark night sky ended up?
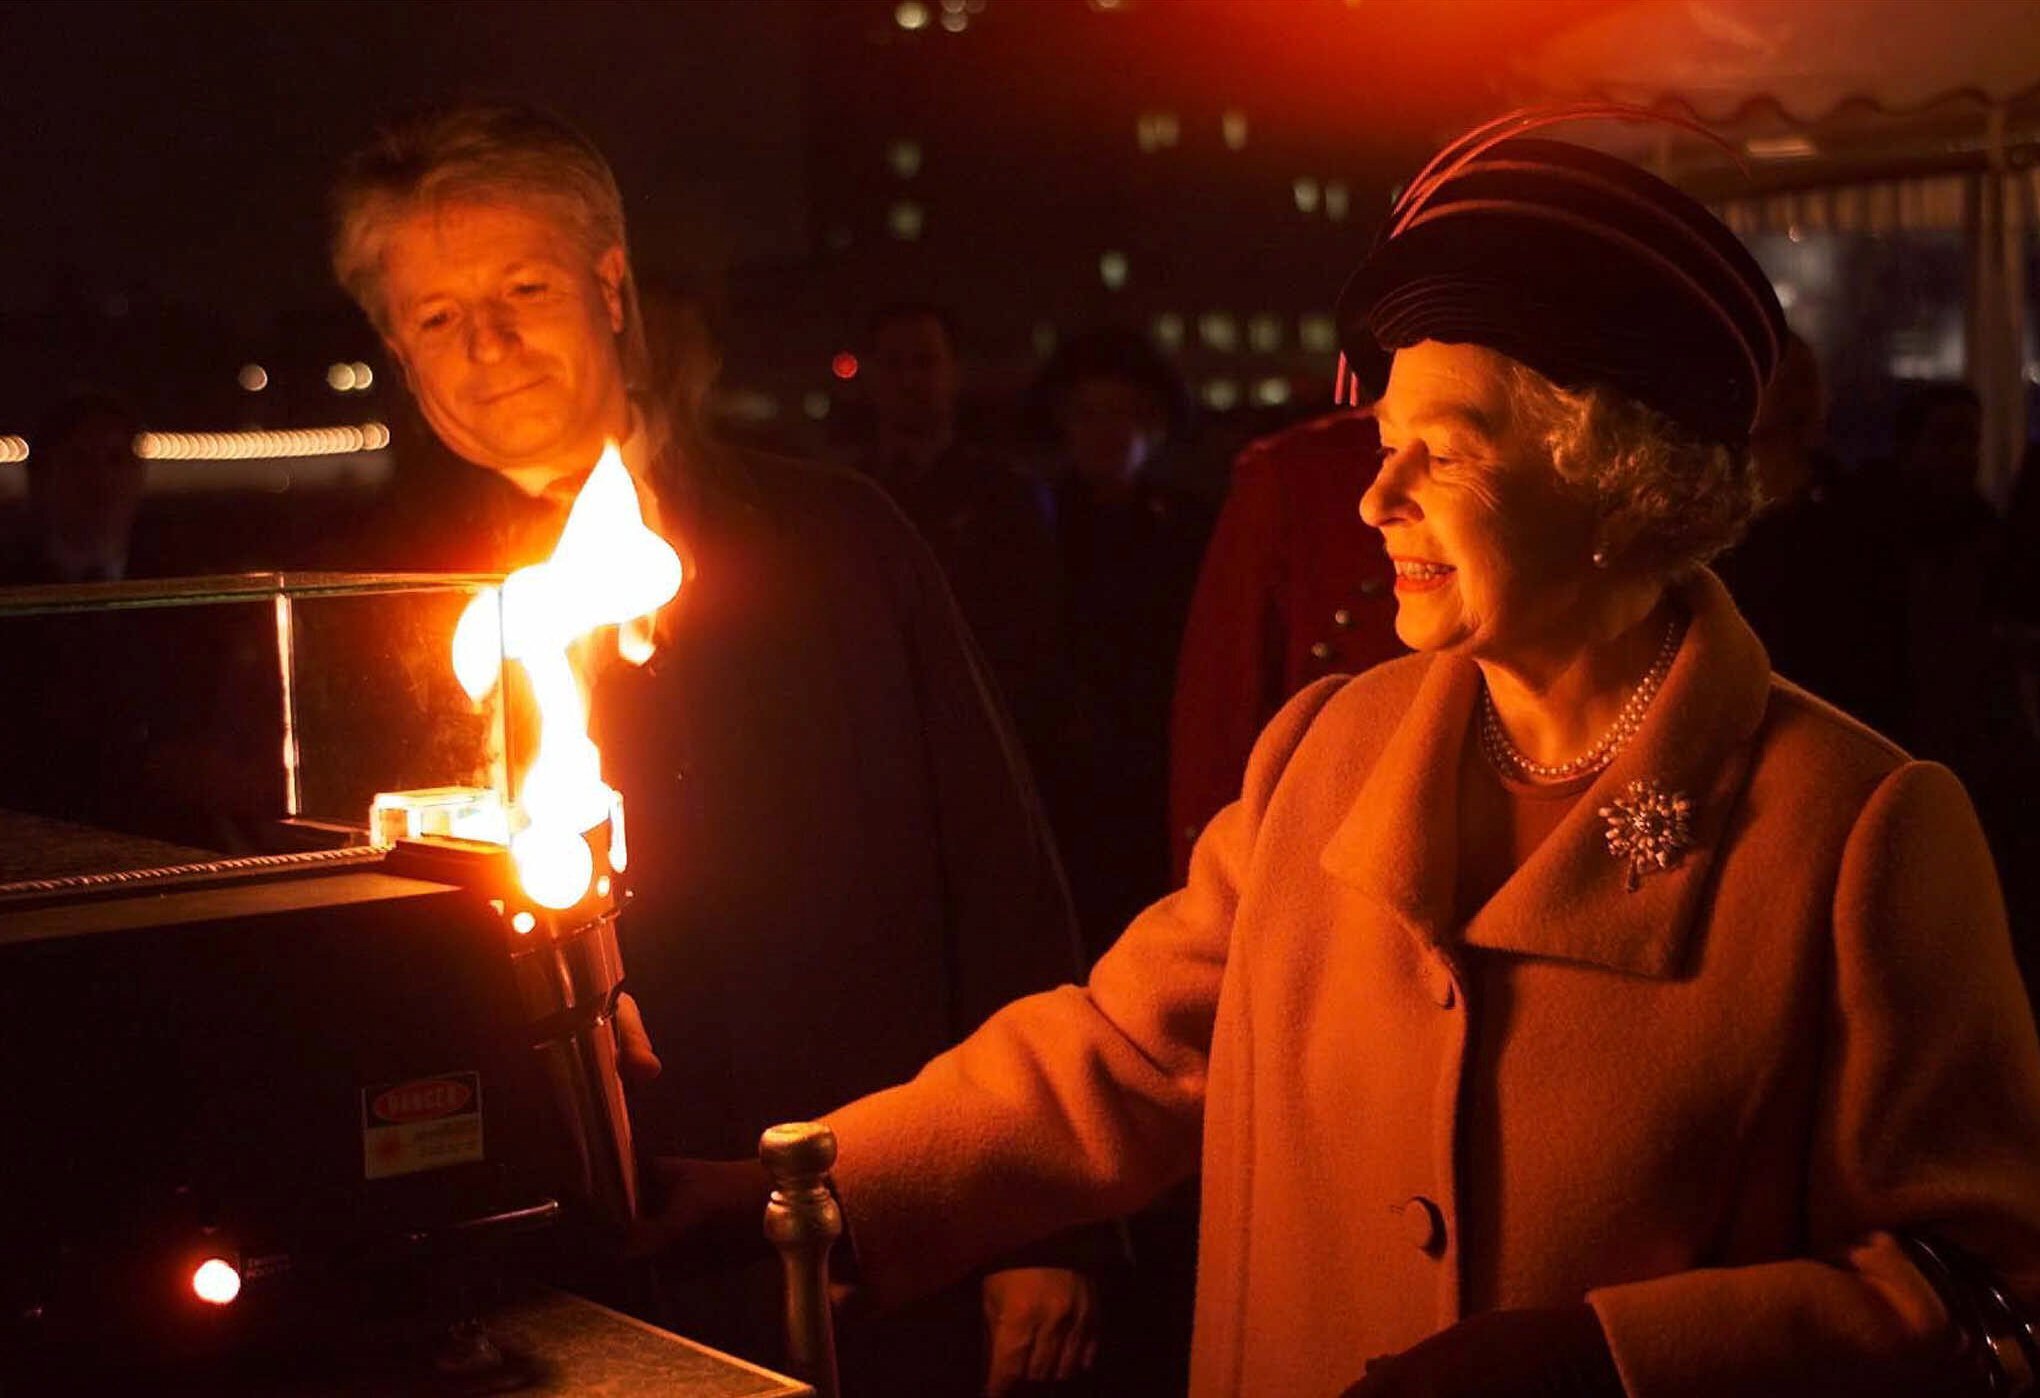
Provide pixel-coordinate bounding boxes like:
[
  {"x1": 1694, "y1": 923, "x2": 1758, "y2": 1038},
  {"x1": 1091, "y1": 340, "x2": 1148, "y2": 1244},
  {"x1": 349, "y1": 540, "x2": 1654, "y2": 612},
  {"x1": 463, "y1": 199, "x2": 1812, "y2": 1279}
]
[{"x1": 0, "y1": 1, "x2": 810, "y2": 332}]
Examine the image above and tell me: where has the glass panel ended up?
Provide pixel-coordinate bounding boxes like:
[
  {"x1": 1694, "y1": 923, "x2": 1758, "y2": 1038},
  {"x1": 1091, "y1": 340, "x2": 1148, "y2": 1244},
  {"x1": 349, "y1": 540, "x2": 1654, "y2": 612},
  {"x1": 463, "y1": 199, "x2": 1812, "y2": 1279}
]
[
  {"x1": 0, "y1": 573, "x2": 512, "y2": 850},
  {"x1": 285, "y1": 582, "x2": 512, "y2": 829},
  {"x1": 1744, "y1": 230, "x2": 1968, "y2": 468}
]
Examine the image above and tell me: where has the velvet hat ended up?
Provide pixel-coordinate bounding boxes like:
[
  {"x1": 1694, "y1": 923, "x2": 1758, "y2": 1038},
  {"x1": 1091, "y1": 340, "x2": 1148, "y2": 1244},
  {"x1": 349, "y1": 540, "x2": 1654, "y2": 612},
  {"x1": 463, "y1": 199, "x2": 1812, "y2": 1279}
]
[{"x1": 1333, "y1": 110, "x2": 1787, "y2": 449}]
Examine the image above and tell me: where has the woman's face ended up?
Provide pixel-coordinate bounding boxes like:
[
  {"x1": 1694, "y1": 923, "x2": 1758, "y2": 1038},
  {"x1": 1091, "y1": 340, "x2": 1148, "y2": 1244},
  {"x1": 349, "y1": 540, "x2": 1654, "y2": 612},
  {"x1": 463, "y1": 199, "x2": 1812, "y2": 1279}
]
[{"x1": 1360, "y1": 341, "x2": 1601, "y2": 664}]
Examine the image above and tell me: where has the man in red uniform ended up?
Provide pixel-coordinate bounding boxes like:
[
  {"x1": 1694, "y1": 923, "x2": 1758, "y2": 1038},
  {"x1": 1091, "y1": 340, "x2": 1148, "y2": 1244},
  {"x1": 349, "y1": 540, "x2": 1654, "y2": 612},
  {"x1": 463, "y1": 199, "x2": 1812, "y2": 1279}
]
[{"x1": 1167, "y1": 409, "x2": 1403, "y2": 878}]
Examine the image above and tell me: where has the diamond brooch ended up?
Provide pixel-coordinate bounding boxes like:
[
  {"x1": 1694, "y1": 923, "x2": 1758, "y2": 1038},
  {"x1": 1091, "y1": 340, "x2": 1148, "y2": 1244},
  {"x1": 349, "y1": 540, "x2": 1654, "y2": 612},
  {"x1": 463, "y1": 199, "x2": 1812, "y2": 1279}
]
[{"x1": 1598, "y1": 779, "x2": 1694, "y2": 892}]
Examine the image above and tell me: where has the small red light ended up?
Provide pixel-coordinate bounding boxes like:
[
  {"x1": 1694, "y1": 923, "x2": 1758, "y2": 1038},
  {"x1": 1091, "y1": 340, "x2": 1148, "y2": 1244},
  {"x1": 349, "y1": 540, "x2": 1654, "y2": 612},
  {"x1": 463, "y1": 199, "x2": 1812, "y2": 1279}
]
[
  {"x1": 191, "y1": 1257, "x2": 241, "y2": 1305},
  {"x1": 831, "y1": 352, "x2": 859, "y2": 380}
]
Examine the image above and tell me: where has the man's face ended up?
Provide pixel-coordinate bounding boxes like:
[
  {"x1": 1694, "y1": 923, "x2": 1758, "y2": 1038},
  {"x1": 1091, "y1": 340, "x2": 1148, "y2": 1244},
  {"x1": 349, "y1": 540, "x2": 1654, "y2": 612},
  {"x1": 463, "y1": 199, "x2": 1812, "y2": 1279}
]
[
  {"x1": 378, "y1": 199, "x2": 631, "y2": 496},
  {"x1": 868, "y1": 313, "x2": 959, "y2": 441},
  {"x1": 1059, "y1": 376, "x2": 1164, "y2": 493}
]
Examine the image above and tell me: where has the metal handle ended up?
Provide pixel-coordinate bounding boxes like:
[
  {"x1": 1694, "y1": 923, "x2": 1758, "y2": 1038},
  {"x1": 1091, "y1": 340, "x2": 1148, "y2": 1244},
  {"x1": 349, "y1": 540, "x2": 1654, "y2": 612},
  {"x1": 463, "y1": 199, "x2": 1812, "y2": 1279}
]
[{"x1": 760, "y1": 1122, "x2": 842, "y2": 1398}]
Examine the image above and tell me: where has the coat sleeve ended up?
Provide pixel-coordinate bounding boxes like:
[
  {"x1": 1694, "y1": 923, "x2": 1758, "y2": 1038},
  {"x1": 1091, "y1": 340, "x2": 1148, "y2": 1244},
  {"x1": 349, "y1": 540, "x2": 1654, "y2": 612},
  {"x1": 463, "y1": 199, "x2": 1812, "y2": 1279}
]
[
  {"x1": 824, "y1": 676, "x2": 1347, "y2": 1310},
  {"x1": 1590, "y1": 760, "x2": 2040, "y2": 1398},
  {"x1": 1167, "y1": 448, "x2": 1285, "y2": 883}
]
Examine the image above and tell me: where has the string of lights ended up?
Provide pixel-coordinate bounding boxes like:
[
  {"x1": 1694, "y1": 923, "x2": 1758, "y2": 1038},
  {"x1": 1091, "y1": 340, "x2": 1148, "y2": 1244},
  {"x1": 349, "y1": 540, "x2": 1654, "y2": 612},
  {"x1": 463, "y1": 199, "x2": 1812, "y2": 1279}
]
[
  {"x1": 0, "y1": 436, "x2": 27, "y2": 465},
  {"x1": 129, "y1": 423, "x2": 391, "y2": 461}
]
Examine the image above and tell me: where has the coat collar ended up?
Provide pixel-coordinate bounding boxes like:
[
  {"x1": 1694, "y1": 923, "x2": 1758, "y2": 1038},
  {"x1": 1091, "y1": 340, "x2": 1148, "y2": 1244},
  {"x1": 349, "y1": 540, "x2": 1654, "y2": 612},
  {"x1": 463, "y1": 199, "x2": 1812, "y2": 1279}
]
[{"x1": 1320, "y1": 569, "x2": 1772, "y2": 979}]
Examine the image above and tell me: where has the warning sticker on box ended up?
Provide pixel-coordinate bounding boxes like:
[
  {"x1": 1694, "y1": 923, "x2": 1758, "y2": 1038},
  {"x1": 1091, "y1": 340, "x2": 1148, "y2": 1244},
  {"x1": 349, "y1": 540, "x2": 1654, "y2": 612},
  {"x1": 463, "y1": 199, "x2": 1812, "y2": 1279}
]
[{"x1": 361, "y1": 1071, "x2": 484, "y2": 1180}]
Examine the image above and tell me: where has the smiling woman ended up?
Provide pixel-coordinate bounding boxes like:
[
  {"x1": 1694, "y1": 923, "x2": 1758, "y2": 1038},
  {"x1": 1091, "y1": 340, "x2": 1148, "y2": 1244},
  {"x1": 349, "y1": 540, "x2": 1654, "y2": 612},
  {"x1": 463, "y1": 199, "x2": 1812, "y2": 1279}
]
[{"x1": 739, "y1": 110, "x2": 2040, "y2": 1398}]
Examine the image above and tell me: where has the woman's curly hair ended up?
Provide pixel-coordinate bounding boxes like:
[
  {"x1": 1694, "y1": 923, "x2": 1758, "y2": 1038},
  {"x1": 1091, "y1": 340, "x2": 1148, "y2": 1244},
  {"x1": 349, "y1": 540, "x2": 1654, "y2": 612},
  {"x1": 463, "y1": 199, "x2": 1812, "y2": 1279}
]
[{"x1": 1504, "y1": 362, "x2": 1760, "y2": 577}]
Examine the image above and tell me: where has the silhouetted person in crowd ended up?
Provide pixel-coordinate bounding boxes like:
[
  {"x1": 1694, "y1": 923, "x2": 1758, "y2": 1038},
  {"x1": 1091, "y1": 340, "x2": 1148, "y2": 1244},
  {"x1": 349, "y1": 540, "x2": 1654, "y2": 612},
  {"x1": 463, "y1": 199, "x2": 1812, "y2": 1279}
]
[
  {"x1": 1854, "y1": 382, "x2": 2037, "y2": 1000},
  {"x1": 5, "y1": 392, "x2": 145, "y2": 584},
  {"x1": 1716, "y1": 333, "x2": 1908, "y2": 736},
  {"x1": 327, "y1": 102, "x2": 1103, "y2": 1396},
  {"x1": 851, "y1": 303, "x2": 1074, "y2": 781},
  {"x1": 1876, "y1": 383, "x2": 2016, "y2": 778},
  {"x1": 1032, "y1": 329, "x2": 1211, "y2": 960},
  {"x1": 1169, "y1": 408, "x2": 1404, "y2": 882},
  {"x1": 639, "y1": 276, "x2": 723, "y2": 466}
]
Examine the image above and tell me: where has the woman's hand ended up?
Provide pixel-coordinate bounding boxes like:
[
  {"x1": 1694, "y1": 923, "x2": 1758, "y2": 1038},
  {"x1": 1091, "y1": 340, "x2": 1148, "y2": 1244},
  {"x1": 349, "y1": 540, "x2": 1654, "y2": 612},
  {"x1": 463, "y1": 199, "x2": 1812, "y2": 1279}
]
[
  {"x1": 1340, "y1": 1306, "x2": 1624, "y2": 1398},
  {"x1": 981, "y1": 1266, "x2": 1099, "y2": 1395}
]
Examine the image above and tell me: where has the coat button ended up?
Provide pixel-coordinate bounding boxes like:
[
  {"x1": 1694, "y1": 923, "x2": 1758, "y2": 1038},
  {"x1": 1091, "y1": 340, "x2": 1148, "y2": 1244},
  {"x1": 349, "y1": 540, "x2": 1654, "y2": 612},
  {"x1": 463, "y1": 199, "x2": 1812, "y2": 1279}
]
[
  {"x1": 1399, "y1": 1196, "x2": 1445, "y2": 1254},
  {"x1": 1333, "y1": 608, "x2": 1353, "y2": 628},
  {"x1": 1310, "y1": 641, "x2": 1333, "y2": 662},
  {"x1": 1423, "y1": 957, "x2": 1457, "y2": 1009}
]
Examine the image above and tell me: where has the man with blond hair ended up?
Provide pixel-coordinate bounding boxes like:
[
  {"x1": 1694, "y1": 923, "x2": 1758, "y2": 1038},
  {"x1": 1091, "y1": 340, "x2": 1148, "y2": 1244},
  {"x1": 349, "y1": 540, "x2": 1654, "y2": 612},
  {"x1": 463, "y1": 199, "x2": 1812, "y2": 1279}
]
[{"x1": 330, "y1": 102, "x2": 1106, "y2": 1395}]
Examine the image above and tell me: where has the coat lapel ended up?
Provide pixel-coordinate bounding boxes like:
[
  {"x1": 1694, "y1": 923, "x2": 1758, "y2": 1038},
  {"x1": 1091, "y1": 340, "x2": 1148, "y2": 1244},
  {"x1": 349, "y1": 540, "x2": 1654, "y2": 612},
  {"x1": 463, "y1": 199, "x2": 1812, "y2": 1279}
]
[
  {"x1": 1322, "y1": 570, "x2": 1773, "y2": 980},
  {"x1": 1319, "y1": 652, "x2": 1479, "y2": 940}
]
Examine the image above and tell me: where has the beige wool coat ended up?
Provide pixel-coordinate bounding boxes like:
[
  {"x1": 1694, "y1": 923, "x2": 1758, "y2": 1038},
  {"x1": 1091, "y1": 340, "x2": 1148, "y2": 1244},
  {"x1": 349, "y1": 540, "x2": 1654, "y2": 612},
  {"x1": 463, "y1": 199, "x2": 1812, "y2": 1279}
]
[{"x1": 825, "y1": 569, "x2": 2040, "y2": 1397}]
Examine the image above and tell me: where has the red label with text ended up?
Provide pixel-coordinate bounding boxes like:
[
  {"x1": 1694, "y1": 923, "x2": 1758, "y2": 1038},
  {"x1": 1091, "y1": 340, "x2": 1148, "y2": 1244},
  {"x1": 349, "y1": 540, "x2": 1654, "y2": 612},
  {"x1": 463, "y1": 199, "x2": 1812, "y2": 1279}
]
[{"x1": 360, "y1": 1071, "x2": 483, "y2": 1180}]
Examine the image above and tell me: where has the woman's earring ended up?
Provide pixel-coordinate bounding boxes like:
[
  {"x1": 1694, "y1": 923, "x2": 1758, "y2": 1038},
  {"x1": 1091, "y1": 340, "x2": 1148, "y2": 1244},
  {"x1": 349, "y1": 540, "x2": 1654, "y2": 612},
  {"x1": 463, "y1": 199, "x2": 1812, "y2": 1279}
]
[{"x1": 1591, "y1": 545, "x2": 1610, "y2": 569}]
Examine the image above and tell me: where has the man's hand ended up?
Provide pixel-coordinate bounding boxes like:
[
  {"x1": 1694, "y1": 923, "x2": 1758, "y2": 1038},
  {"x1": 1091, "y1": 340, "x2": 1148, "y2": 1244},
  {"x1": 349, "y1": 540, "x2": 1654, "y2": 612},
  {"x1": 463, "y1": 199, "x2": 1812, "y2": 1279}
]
[
  {"x1": 613, "y1": 992, "x2": 661, "y2": 1085},
  {"x1": 981, "y1": 1266, "x2": 1098, "y2": 1396},
  {"x1": 624, "y1": 1156, "x2": 772, "y2": 1261}
]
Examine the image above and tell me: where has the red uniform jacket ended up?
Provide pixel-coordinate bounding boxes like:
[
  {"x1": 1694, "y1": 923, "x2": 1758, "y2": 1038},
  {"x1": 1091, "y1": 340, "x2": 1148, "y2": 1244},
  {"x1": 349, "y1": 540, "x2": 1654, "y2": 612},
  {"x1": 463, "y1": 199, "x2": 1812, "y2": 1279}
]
[{"x1": 1168, "y1": 410, "x2": 1403, "y2": 879}]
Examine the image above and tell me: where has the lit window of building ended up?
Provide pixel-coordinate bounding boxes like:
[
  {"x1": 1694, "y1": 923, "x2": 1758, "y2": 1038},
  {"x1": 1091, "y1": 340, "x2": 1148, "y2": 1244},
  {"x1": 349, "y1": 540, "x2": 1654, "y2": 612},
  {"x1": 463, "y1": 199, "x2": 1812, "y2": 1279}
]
[
  {"x1": 888, "y1": 200, "x2": 925, "y2": 241},
  {"x1": 1248, "y1": 314, "x2": 1283, "y2": 353},
  {"x1": 941, "y1": 10, "x2": 967, "y2": 31},
  {"x1": 1199, "y1": 313, "x2": 1238, "y2": 352},
  {"x1": 1222, "y1": 109, "x2": 1249, "y2": 150},
  {"x1": 1202, "y1": 379, "x2": 1241, "y2": 411},
  {"x1": 1153, "y1": 314, "x2": 1185, "y2": 350},
  {"x1": 327, "y1": 362, "x2": 357, "y2": 393},
  {"x1": 350, "y1": 362, "x2": 374, "y2": 391},
  {"x1": 1299, "y1": 313, "x2": 1338, "y2": 354},
  {"x1": 1293, "y1": 178, "x2": 1320, "y2": 214},
  {"x1": 1324, "y1": 181, "x2": 1350, "y2": 222},
  {"x1": 1137, "y1": 111, "x2": 1180, "y2": 153},
  {"x1": 1253, "y1": 377, "x2": 1292, "y2": 407},
  {"x1": 888, "y1": 139, "x2": 922, "y2": 179},
  {"x1": 895, "y1": 1, "x2": 930, "y2": 30},
  {"x1": 1099, "y1": 250, "x2": 1129, "y2": 290},
  {"x1": 724, "y1": 389, "x2": 781, "y2": 422},
  {"x1": 237, "y1": 364, "x2": 268, "y2": 393}
]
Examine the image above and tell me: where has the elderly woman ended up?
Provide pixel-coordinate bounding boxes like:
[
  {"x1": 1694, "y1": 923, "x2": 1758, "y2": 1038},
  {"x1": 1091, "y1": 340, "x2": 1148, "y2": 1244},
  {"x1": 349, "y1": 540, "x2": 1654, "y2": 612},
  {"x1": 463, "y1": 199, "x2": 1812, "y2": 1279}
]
[{"x1": 653, "y1": 126, "x2": 2040, "y2": 1396}]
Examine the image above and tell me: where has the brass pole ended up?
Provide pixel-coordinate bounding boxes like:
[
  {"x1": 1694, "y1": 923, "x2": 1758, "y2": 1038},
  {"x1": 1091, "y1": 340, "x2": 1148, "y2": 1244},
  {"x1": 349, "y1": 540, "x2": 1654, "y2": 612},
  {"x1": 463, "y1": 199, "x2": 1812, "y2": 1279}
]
[{"x1": 760, "y1": 1122, "x2": 843, "y2": 1398}]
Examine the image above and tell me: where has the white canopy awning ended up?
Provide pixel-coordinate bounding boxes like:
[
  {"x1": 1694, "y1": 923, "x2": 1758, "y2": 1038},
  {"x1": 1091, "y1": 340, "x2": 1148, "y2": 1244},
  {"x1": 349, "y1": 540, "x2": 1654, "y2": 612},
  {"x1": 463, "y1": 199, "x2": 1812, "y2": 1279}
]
[
  {"x1": 1520, "y1": 0, "x2": 2040, "y2": 127},
  {"x1": 1516, "y1": 0, "x2": 2040, "y2": 504}
]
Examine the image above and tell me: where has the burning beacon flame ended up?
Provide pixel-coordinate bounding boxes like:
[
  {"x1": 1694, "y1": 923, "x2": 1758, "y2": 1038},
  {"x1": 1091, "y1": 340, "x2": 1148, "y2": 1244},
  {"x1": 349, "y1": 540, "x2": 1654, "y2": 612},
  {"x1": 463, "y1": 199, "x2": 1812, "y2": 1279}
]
[{"x1": 453, "y1": 442, "x2": 681, "y2": 908}]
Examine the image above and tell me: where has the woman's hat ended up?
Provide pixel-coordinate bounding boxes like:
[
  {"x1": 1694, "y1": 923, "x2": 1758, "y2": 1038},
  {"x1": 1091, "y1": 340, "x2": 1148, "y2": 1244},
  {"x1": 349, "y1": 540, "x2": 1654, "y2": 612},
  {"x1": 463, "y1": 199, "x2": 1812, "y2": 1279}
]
[{"x1": 1333, "y1": 109, "x2": 1786, "y2": 449}]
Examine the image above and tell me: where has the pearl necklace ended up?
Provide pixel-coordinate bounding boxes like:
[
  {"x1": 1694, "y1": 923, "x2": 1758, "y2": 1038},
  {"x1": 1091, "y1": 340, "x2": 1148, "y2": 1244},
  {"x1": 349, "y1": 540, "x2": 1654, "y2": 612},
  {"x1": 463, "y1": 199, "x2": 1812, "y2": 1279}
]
[{"x1": 1479, "y1": 618, "x2": 1683, "y2": 784}]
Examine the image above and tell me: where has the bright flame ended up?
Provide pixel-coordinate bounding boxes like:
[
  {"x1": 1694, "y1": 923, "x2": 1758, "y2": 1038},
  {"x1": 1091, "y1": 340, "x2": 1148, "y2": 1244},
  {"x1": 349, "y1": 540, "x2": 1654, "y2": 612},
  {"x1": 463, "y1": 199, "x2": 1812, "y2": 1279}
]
[
  {"x1": 455, "y1": 442, "x2": 681, "y2": 908},
  {"x1": 191, "y1": 1257, "x2": 241, "y2": 1305}
]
